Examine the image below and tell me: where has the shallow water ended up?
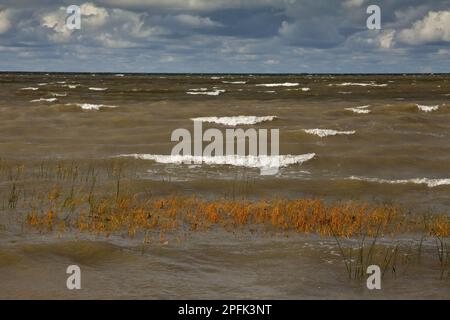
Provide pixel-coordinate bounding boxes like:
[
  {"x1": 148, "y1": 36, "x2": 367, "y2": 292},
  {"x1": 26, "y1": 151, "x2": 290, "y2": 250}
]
[{"x1": 0, "y1": 73, "x2": 449, "y2": 299}]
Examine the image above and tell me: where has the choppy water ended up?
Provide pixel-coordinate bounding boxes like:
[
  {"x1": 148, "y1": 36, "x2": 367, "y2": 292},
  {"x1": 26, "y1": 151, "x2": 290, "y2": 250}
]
[{"x1": 0, "y1": 73, "x2": 449, "y2": 299}]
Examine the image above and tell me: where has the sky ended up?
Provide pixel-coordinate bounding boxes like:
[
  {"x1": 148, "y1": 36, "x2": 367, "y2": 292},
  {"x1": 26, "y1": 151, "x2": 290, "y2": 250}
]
[{"x1": 0, "y1": 0, "x2": 449, "y2": 73}]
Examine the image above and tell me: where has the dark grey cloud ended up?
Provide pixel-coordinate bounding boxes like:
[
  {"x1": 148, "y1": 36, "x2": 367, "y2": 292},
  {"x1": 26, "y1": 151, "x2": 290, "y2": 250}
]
[{"x1": 0, "y1": 0, "x2": 449, "y2": 72}]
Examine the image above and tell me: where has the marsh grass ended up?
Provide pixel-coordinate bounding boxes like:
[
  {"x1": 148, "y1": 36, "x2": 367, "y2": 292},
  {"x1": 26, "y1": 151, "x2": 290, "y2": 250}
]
[{"x1": 1, "y1": 159, "x2": 449, "y2": 280}]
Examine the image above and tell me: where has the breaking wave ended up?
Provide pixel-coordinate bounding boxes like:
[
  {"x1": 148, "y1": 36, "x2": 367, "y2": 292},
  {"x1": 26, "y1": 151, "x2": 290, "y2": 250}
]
[
  {"x1": 330, "y1": 82, "x2": 387, "y2": 87},
  {"x1": 186, "y1": 89, "x2": 226, "y2": 96},
  {"x1": 417, "y1": 104, "x2": 439, "y2": 112},
  {"x1": 349, "y1": 176, "x2": 450, "y2": 188},
  {"x1": 191, "y1": 115, "x2": 277, "y2": 126},
  {"x1": 304, "y1": 129, "x2": 356, "y2": 137},
  {"x1": 118, "y1": 153, "x2": 316, "y2": 170},
  {"x1": 30, "y1": 98, "x2": 57, "y2": 103},
  {"x1": 256, "y1": 83, "x2": 299, "y2": 87},
  {"x1": 68, "y1": 103, "x2": 118, "y2": 110},
  {"x1": 345, "y1": 105, "x2": 371, "y2": 114}
]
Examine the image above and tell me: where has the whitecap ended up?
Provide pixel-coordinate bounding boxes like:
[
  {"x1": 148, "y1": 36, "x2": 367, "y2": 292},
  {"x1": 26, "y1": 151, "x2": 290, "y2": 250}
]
[
  {"x1": 222, "y1": 81, "x2": 247, "y2": 84},
  {"x1": 191, "y1": 115, "x2": 277, "y2": 126},
  {"x1": 30, "y1": 98, "x2": 57, "y2": 103},
  {"x1": 69, "y1": 103, "x2": 117, "y2": 111},
  {"x1": 50, "y1": 92, "x2": 67, "y2": 97},
  {"x1": 304, "y1": 129, "x2": 355, "y2": 137},
  {"x1": 118, "y1": 153, "x2": 316, "y2": 170},
  {"x1": 186, "y1": 89, "x2": 225, "y2": 96},
  {"x1": 301, "y1": 87, "x2": 311, "y2": 92},
  {"x1": 89, "y1": 87, "x2": 108, "y2": 91},
  {"x1": 20, "y1": 87, "x2": 39, "y2": 91},
  {"x1": 330, "y1": 82, "x2": 387, "y2": 87},
  {"x1": 349, "y1": 176, "x2": 450, "y2": 188},
  {"x1": 256, "y1": 83, "x2": 299, "y2": 87},
  {"x1": 188, "y1": 88, "x2": 208, "y2": 92},
  {"x1": 345, "y1": 105, "x2": 371, "y2": 114},
  {"x1": 417, "y1": 104, "x2": 439, "y2": 112}
]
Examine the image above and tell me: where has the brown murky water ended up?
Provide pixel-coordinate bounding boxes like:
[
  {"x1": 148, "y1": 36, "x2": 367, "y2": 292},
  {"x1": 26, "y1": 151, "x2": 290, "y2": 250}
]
[{"x1": 0, "y1": 73, "x2": 449, "y2": 299}]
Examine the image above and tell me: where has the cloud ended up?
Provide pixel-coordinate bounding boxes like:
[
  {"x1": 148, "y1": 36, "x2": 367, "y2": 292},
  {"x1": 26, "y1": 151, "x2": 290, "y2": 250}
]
[
  {"x1": 264, "y1": 59, "x2": 279, "y2": 65},
  {"x1": 98, "y1": 0, "x2": 286, "y2": 11},
  {"x1": 343, "y1": 0, "x2": 365, "y2": 8},
  {"x1": 279, "y1": 19, "x2": 345, "y2": 48},
  {"x1": 379, "y1": 30, "x2": 396, "y2": 49},
  {"x1": 1, "y1": 0, "x2": 450, "y2": 73},
  {"x1": 173, "y1": 14, "x2": 221, "y2": 28},
  {"x1": 397, "y1": 10, "x2": 450, "y2": 45},
  {"x1": 0, "y1": 9, "x2": 13, "y2": 34}
]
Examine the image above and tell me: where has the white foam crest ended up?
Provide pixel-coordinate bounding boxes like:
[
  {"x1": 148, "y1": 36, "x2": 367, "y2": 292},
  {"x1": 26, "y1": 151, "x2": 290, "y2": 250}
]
[
  {"x1": 186, "y1": 89, "x2": 225, "y2": 96},
  {"x1": 301, "y1": 87, "x2": 311, "y2": 92},
  {"x1": 417, "y1": 104, "x2": 439, "y2": 112},
  {"x1": 191, "y1": 115, "x2": 277, "y2": 126},
  {"x1": 188, "y1": 88, "x2": 208, "y2": 91},
  {"x1": 349, "y1": 176, "x2": 450, "y2": 188},
  {"x1": 119, "y1": 153, "x2": 316, "y2": 170},
  {"x1": 70, "y1": 103, "x2": 117, "y2": 110},
  {"x1": 50, "y1": 92, "x2": 67, "y2": 97},
  {"x1": 30, "y1": 98, "x2": 57, "y2": 103},
  {"x1": 20, "y1": 87, "x2": 38, "y2": 91},
  {"x1": 345, "y1": 105, "x2": 371, "y2": 114},
  {"x1": 89, "y1": 87, "x2": 108, "y2": 91},
  {"x1": 256, "y1": 83, "x2": 299, "y2": 87},
  {"x1": 62, "y1": 84, "x2": 80, "y2": 89},
  {"x1": 330, "y1": 82, "x2": 387, "y2": 87},
  {"x1": 222, "y1": 81, "x2": 246, "y2": 84},
  {"x1": 304, "y1": 129, "x2": 356, "y2": 137}
]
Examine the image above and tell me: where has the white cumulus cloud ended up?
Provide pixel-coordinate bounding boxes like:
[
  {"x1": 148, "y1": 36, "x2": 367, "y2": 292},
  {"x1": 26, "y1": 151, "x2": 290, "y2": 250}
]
[{"x1": 397, "y1": 10, "x2": 450, "y2": 45}]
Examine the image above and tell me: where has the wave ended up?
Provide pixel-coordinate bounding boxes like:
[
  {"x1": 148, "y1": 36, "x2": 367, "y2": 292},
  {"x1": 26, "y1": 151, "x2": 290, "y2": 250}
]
[
  {"x1": 349, "y1": 176, "x2": 450, "y2": 188},
  {"x1": 119, "y1": 153, "x2": 316, "y2": 170},
  {"x1": 89, "y1": 87, "x2": 108, "y2": 91},
  {"x1": 301, "y1": 87, "x2": 311, "y2": 92},
  {"x1": 188, "y1": 88, "x2": 208, "y2": 91},
  {"x1": 304, "y1": 129, "x2": 356, "y2": 137},
  {"x1": 30, "y1": 98, "x2": 57, "y2": 103},
  {"x1": 417, "y1": 104, "x2": 439, "y2": 112},
  {"x1": 191, "y1": 115, "x2": 277, "y2": 126},
  {"x1": 50, "y1": 92, "x2": 67, "y2": 97},
  {"x1": 20, "y1": 87, "x2": 38, "y2": 91},
  {"x1": 330, "y1": 82, "x2": 387, "y2": 87},
  {"x1": 345, "y1": 105, "x2": 371, "y2": 114},
  {"x1": 68, "y1": 103, "x2": 118, "y2": 110},
  {"x1": 62, "y1": 84, "x2": 80, "y2": 89},
  {"x1": 222, "y1": 81, "x2": 246, "y2": 84},
  {"x1": 186, "y1": 89, "x2": 225, "y2": 96},
  {"x1": 256, "y1": 83, "x2": 299, "y2": 87}
]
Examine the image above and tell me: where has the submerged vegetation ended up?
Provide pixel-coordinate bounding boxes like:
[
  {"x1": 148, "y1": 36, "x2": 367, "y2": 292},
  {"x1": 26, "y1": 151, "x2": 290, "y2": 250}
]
[{"x1": 1, "y1": 159, "x2": 449, "y2": 280}]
